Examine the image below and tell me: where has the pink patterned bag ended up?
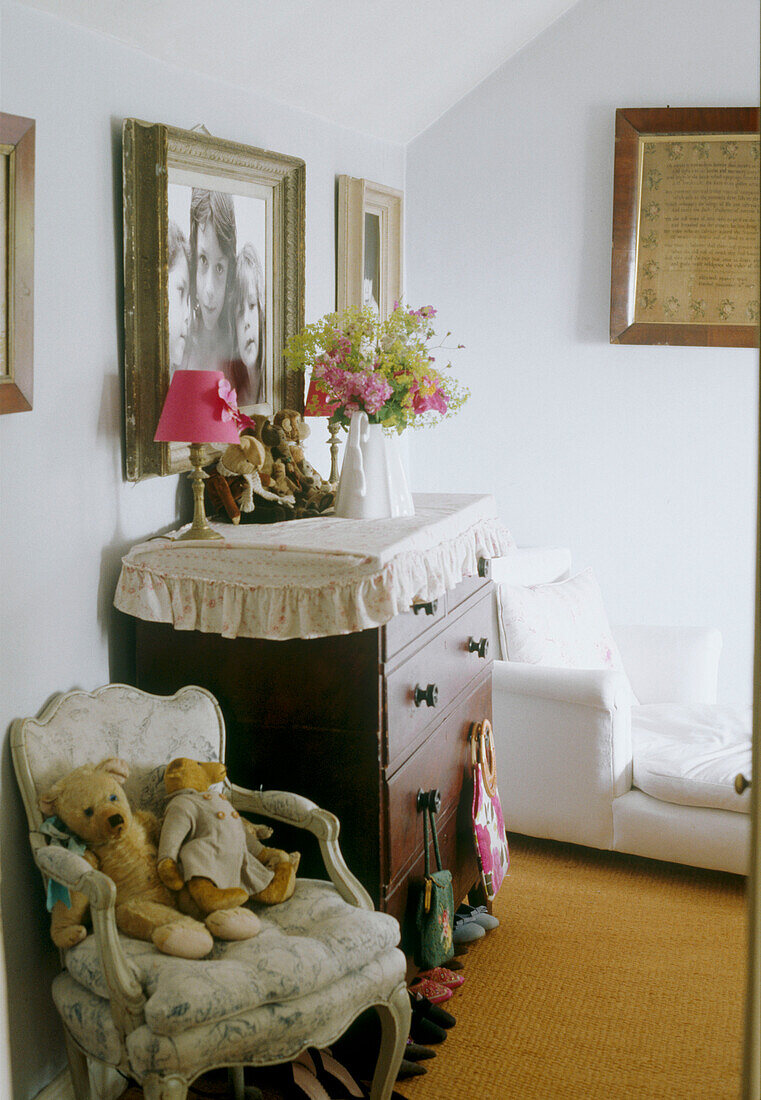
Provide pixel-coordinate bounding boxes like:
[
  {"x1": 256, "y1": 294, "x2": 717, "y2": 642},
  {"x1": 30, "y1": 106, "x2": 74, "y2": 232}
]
[{"x1": 470, "y1": 720, "x2": 509, "y2": 900}]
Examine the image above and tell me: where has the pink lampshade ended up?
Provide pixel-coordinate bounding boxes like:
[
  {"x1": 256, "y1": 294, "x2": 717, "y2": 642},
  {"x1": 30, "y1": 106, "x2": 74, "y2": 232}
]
[
  {"x1": 304, "y1": 375, "x2": 339, "y2": 418},
  {"x1": 154, "y1": 370, "x2": 241, "y2": 444}
]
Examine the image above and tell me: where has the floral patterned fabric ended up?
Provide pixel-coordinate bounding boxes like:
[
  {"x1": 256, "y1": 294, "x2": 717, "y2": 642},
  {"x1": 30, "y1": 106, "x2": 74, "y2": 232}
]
[
  {"x1": 53, "y1": 946, "x2": 406, "y2": 1078},
  {"x1": 113, "y1": 494, "x2": 514, "y2": 641},
  {"x1": 18, "y1": 684, "x2": 224, "y2": 821},
  {"x1": 64, "y1": 879, "x2": 400, "y2": 1035}
]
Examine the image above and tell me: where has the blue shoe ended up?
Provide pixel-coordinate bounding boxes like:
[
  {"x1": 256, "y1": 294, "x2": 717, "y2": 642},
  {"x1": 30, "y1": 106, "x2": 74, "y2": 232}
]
[
  {"x1": 452, "y1": 918, "x2": 485, "y2": 944},
  {"x1": 456, "y1": 903, "x2": 500, "y2": 932}
]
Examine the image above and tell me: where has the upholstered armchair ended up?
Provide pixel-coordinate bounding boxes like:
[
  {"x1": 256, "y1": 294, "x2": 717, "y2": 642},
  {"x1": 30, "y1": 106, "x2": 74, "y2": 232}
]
[
  {"x1": 490, "y1": 550, "x2": 751, "y2": 876},
  {"x1": 12, "y1": 684, "x2": 410, "y2": 1100}
]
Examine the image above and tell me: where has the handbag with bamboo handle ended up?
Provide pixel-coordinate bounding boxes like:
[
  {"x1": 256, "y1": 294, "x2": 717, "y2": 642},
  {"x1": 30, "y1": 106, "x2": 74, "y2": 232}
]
[{"x1": 470, "y1": 719, "x2": 510, "y2": 900}]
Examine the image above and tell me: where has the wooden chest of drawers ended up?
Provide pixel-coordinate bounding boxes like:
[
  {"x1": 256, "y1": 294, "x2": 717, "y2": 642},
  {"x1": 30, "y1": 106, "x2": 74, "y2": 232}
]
[{"x1": 132, "y1": 572, "x2": 496, "y2": 943}]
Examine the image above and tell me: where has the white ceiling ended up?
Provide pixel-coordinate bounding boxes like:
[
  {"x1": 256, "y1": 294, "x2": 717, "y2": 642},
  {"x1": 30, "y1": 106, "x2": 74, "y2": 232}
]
[{"x1": 17, "y1": 0, "x2": 581, "y2": 144}]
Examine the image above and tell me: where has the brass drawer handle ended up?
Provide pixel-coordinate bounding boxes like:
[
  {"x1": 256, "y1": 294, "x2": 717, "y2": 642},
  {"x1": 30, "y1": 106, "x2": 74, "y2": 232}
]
[
  {"x1": 412, "y1": 599, "x2": 439, "y2": 616},
  {"x1": 468, "y1": 636, "x2": 490, "y2": 659},
  {"x1": 735, "y1": 773, "x2": 752, "y2": 794},
  {"x1": 414, "y1": 683, "x2": 439, "y2": 708}
]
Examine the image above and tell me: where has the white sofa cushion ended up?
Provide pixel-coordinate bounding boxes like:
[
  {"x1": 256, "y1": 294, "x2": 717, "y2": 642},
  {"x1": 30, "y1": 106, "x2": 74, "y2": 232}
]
[
  {"x1": 496, "y1": 568, "x2": 637, "y2": 702},
  {"x1": 632, "y1": 703, "x2": 752, "y2": 814}
]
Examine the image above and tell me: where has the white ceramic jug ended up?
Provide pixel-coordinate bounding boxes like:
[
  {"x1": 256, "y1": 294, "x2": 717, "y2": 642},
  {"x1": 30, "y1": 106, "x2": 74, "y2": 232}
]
[{"x1": 334, "y1": 411, "x2": 415, "y2": 520}]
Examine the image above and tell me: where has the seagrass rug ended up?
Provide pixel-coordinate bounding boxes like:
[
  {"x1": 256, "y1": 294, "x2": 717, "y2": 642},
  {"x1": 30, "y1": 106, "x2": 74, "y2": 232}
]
[{"x1": 395, "y1": 834, "x2": 747, "y2": 1100}]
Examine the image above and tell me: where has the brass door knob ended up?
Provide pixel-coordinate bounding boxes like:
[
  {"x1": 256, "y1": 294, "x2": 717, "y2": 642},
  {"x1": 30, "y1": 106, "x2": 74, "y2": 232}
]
[
  {"x1": 412, "y1": 599, "x2": 439, "y2": 616},
  {"x1": 735, "y1": 773, "x2": 751, "y2": 795},
  {"x1": 414, "y1": 683, "x2": 439, "y2": 708},
  {"x1": 468, "y1": 636, "x2": 490, "y2": 659}
]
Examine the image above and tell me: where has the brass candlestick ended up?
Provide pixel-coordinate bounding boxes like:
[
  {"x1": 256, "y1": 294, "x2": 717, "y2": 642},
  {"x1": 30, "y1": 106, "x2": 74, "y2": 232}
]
[{"x1": 328, "y1": 421, "x2": 342, "y2": 486}]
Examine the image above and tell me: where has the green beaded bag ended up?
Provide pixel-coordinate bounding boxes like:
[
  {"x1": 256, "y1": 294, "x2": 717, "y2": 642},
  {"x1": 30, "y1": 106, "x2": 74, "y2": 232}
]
[{"x1": 414, "y1": 798, "x2": 455, "y2": 969}]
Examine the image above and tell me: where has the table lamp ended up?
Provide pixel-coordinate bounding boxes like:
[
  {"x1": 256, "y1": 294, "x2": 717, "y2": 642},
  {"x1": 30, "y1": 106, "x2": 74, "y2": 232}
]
[
  {"x1": 154, "y1": 369, "x2": 241, "y2": 541},
  {"x1": 304, "y1": 374, "x2": 341, "y2": 485}
]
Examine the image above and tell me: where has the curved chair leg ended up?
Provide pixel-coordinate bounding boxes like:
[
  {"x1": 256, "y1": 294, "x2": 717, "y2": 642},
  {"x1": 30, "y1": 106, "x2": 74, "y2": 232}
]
[
  {"x1": 369, "y1": 983, "x2": 412, "y2": 1100},
  {"x1": 142, "y1": 1075, "x2": 189, "y2": 1099},
  {"x1": 229, "y1": 1066, "x2": 245, "y2": 1099},
  {"x1": 63, "y1": 1033, "x2": 91, "y2": 1100}
]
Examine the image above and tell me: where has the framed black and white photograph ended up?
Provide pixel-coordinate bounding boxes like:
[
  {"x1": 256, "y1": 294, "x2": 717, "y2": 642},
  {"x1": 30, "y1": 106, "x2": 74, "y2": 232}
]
[
  {"x1": 337, "y1": 175, "x2": 403, "y2": 319},
  {"x1": 123, "y1": 119, "x2": 305, "y2": 481}
]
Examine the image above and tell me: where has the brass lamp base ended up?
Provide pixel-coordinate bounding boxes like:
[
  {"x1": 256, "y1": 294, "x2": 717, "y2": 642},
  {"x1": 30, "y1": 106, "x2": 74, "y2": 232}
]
[{"x1": 176, "y1": 443, "x2": 223, "y2": 541}]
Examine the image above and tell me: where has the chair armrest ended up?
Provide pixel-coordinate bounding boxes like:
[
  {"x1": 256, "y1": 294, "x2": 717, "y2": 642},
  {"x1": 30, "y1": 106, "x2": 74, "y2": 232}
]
[
  {"x1": 494, "y1": 662, "x2": 634, "y2": 710},
  {"x1": 32, "y1": 836, "x2": 146, "y2": 1036},
  {"x1": 492, "y1": 662, "x2": 632, "y2": 850},
  {"x1": 613, "y1": 625, "x2": 722, "y2": 704},
  {"x1": 230, "y1": 785, "x2": 374, "y2": 911}
]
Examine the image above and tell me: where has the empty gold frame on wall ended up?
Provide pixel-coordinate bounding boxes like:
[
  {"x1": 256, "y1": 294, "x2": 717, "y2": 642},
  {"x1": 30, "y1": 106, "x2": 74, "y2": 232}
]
[
  {"x1": 337, "y1": 175, "x2": 403, "y2": 319},
  {"x1": 610, "y1": 106, "x2": 760, "y2": 348},
  {"x1": 0, "y1": 113, "x2": 35, "y2": 414},
  {"x1": 123, "y1": 119, "x2": 306, "y2": 482}
]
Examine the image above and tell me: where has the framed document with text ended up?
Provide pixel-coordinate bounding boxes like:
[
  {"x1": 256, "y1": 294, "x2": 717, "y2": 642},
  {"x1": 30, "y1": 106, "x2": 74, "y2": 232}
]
[{"x1": 610, "y1": 107, "x2": 759, "y2": 347}]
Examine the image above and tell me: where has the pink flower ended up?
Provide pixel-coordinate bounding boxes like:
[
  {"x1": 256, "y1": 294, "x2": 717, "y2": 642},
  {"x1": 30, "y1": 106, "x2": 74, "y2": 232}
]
[
  {"x1": 410, "y1": 377, "x2": 449, "y2": 416},
  {"x1": 217, "y1": 378, "x2": 254, "y2": 431}
]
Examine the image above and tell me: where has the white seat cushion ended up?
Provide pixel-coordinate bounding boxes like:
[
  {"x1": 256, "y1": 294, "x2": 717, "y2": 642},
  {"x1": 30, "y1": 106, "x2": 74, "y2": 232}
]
[
  {"x1": 632, "y1": 703, "x2": 752, "y2": 814},
  {"x1": 64, "y1": 879, "x2": 401, "y2": 1036}
]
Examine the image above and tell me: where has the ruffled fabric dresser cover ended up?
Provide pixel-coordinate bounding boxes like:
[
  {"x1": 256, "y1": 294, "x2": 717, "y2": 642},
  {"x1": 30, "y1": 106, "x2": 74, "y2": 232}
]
[{"x1": 114, "y1": 493, "x2": 514, "y2": 641}]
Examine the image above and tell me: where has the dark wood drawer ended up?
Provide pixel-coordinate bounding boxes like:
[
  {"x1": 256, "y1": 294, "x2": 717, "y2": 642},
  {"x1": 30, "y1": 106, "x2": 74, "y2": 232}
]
[
  {"x1": 382, "y1": 594, "x2": 447, "y2": 662},
  {"x1": 447, "y1": 574, "x2": 491, "y2": 613},
  {"x1": 384, "y1": 594, "x2": 493, "y2": 768},
  {"x1": 384, "y1": 675, "x2": 491, "y2": 886}
]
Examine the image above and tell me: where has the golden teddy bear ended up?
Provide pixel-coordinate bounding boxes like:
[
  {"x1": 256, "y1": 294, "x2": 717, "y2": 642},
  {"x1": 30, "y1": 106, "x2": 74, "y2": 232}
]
[
  {"x1": 156, "y1": 757, "x2": 300, "y2": 916},
  {"x1": 39, "y1": 757, "x2": 226, "y2": 958}
]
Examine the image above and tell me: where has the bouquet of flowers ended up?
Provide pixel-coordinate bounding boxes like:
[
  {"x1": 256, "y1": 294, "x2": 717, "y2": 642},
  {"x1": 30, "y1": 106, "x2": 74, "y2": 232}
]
[{"x1": 284, "y1": 302, "x2": 469, "y2": 432}]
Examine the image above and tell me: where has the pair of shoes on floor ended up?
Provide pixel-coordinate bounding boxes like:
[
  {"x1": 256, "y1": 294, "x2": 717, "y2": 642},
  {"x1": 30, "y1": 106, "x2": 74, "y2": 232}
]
[
  {"x1": 408, "y1": 967, "x2": 464, "y2": 1007},
  {"x1": 416, "y1": 966, "x2": 465, "y2": 990},
  {"x1": 408, "y1": 987, "x2": 457, "y2": 1046},
  {"x1": 452, "y1": 903, "x2": 500, "y2": 943}
]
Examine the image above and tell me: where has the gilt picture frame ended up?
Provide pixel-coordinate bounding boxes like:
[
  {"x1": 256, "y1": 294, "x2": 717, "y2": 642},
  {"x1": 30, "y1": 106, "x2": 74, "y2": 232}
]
[
  {"x1": 337, "y1": 175, "x2": 403, "y2": 319},
  {"x1": 610, "y1": 106, "x2": 760, "y2": 347},
  {"x1": 0, "y1": 112, "x2": 35, "y2": 415},
  {"x1": 123, "y1": 119, "x2": 305, "y2": 481}
]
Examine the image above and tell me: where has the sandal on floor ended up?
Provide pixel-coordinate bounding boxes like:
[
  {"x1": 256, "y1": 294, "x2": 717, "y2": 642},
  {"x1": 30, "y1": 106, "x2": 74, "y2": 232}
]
[
  {"x1": 254, "y1": 1061, "x2": 334, "y2": 1100},
  {"x1": 408, "y1": 977, "x2": 452, "y2": 1003},
  {"x1": 416, "y1": 966, "x2": 465, "y2": 989},
  {"x1": 296, "y1": 1048, "x2": 368, "y2": 1099}
]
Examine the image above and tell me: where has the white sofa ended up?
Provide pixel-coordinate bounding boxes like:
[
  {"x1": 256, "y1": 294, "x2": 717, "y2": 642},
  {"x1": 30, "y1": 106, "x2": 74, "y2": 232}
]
[{"x1": 490, "y1": 549, "x2": 752, "y2": 876}]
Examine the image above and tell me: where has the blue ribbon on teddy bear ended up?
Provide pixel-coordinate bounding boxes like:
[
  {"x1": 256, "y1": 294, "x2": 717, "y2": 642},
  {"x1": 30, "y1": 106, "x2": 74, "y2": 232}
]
[{"x1": 40, "y1": 816, "x2": 87, "y2": 911}]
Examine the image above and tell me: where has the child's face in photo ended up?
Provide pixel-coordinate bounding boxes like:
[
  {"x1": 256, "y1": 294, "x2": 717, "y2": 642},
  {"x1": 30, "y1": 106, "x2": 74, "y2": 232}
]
[
  {"x1": 168, "y1": 252, "x2": 190, "y2": 370},
  {"x1": 196, "y1": 219, "x2": 229, "y2": 331},
  {"x1": 236, "y1": 278, "x2": 261, "y2": 370}
]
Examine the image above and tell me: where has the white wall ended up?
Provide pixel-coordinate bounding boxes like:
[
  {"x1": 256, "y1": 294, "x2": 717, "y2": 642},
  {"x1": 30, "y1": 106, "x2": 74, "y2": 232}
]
[
  {"x1": 406, "y1": 0, "x2": 759, "y2": 705},
  {"x1": 0, "y1": 3, "x2": 404, "y2": 1094}
]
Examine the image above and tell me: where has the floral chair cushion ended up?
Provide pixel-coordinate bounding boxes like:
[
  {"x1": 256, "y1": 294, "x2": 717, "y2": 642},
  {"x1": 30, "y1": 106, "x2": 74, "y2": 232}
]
[
  {"x1": 64, "y1": 879, "x2": 401, "y2": 1036},
  {"x1": 54, "y1": 946, "x2": 406, "y2": 1081}
]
